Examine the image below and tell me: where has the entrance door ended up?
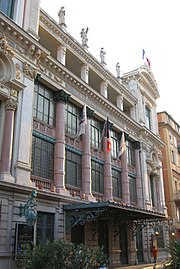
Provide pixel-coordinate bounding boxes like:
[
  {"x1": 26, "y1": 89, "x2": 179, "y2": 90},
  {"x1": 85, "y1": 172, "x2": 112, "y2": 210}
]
[
  {"x1": 71, "y1": 225, "x2": 84, "y2": 244},
  {"x1": 119, "y1": 224, "x2": 128, "y2": 265},
  {"x1": 136, "y1": 230, "x2": 144, "y2": 263},
  {"x1": 98, "y1": 220, "x2": 109, "y2": 256}
]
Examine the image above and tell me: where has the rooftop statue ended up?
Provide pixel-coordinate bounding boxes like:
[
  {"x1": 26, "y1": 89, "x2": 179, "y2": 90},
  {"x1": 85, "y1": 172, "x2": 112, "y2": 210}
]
[{"x1": 80, "y1": 27, "x2": 89, "y2": 48}]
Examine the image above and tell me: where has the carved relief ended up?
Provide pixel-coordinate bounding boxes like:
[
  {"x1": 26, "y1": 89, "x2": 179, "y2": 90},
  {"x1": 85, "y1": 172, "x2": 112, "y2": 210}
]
[
  {"x1": 15, "y1": 63, "x2": 21, "y2": 80},
  {"x1": 23, "y1": 62, "x2": 37, "y2": 79},
  {"x1": 0, "y1": 34, "x2": 14, "y2": 57}
]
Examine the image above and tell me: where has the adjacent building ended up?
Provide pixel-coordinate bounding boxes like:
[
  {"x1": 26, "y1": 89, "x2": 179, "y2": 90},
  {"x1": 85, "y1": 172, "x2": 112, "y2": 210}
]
[
  {"x1": 0, "y1": 1, "x2": 169, "y2": 268},
  {"x1": 158, "y1": 111, "x2": 180, "y2": 238}
]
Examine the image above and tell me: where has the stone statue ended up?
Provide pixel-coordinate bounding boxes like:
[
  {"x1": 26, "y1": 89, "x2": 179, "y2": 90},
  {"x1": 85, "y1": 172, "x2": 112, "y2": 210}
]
[
  {"x1": 80, "y1": 27, "x2": 88, "y2": 48},
  {"x1": 58, "y1": 7, "x2": 66, "y2": 26},
  {"x1": 116, "y1": 62, "x2": 121, "y2": 78},
  {"x1": 100, "y1": 47, "x2": 106, "y2": 64}
]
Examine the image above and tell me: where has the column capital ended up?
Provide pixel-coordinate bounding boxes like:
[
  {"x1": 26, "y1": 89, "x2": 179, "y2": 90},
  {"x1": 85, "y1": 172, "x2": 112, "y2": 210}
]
[
  {"x1": 5, "y1": 98, "x2": 18, "y2": 111},
  {"x1": 55, "y1": 90, "x2": 71, "y2": 103},
  {"x1": 87, "y1": 107, "x2": 94, "y2": 119}
]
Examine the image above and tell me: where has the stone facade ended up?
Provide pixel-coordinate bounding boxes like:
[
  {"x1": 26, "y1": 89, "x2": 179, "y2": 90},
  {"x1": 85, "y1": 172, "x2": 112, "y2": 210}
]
[{"x1": 0, "y1": 1, "x2": 169, "y2": 268}]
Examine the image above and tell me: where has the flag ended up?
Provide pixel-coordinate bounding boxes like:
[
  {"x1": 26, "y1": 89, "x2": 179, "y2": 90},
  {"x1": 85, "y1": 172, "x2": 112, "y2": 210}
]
[
  {"x1": 102, "y1": 117, "x2": 111, "y2": 153},
  {"x1": 142, "y1": 49, "x2": 151, "y2": 68},
  {"x1": 118, "y1": 132, "x2": 126, "y2": 157},
  {"x1": 76, "y1": 104, "x2": 87, "y2": 138}
]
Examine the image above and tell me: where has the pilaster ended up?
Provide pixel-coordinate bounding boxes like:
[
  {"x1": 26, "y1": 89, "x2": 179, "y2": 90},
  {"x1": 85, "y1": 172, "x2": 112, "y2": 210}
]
[
  {"x1": 100, "y1": 81, "x2": 108, "y2": 99},
  {"x1": 57, "y1": 45, "x2": 66, "y2": 65}
]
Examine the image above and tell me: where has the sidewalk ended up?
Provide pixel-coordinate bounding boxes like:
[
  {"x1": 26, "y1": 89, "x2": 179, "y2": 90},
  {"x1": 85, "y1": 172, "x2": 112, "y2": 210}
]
[{"x1": 113, "y1": 263, "x2": 165, "y2": 269}]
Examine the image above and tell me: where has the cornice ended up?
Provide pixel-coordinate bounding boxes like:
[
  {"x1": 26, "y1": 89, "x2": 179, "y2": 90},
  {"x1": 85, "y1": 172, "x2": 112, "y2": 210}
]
[
  {"x1": 0, "y1": 11, "x2": 50, "y2": 64},
  {"x1": 39, "y1": 9, "x2": 136, "y2": 104}
]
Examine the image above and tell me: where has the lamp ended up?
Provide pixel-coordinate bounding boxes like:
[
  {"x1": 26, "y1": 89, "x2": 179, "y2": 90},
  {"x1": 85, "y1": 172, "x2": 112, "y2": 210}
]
[{"x1": 20, "y1": 190, "x2": 37, "y2": 226}]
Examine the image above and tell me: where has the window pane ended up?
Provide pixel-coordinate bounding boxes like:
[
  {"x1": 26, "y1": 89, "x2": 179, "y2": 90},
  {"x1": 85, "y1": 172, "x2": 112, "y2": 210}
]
[
  {"x1": 65, "y1": 150, "x2": 82, "y2": 188},
  {"x1": 33, "y1": 83, "x2": 55, "y2": 125},
  {"x1": 112, "y1": 169, "x2": 121, "y2": 198},
  {"x1": 65, "y1": 103, "x2": 80, "y2": 136},
  {"x1": 91, "y1": 160, "x2": 104, "y2": 193}
]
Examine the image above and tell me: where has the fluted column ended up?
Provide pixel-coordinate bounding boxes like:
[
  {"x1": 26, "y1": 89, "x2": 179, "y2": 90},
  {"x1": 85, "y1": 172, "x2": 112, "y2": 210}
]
[
  {"x1": 1, "y1": 98, "x2": 17, "y2": 181},
  {"x1": 134, "y1": 144, "x2": 143, "y2": 207},
  {"x1": 54, "y1": 90, "x2": 70, "y2": 194},
  {"x1": 82, "y1": 107, "x2": 96, "y2": 201},
  {"x1": 121, "y1": 145, "x2": 130, "y2": 204}
]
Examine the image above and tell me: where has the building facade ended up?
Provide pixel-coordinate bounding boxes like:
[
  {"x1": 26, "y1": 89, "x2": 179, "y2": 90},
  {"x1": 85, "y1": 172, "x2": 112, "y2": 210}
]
[
  {"x1": 0, "y1": 1, "x2": 169, "y2": 268},
  {"x1": 158, "y1": 111, "x2": 180, "y2": 238}
]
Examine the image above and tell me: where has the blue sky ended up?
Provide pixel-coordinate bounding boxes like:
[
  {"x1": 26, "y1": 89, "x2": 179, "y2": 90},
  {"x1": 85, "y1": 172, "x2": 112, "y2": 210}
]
[{"x1": 40, "y1": 0, "x2": 180, "y2": 124}]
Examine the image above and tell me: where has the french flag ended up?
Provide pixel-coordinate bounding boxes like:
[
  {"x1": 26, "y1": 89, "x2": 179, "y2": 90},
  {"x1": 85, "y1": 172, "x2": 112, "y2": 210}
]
[
  {"x1": 102, "y1": 117, "x2": 111, "y2": 153},
  {"x1": 142, "y1": 49, "x2": 151, "y2": 68}
]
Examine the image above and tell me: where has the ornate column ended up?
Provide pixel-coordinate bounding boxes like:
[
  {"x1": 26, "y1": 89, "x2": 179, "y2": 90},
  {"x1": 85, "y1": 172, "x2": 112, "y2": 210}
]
[
  {"x1": 81, "y1": 64, "x2": 89, "y2": 83},
  {"x1": 57, "y1": 45, "x2": 66, "y2": 65},
  {"x1": 121, "y1": 141, "x2": 130, "y2": 204},
  {"x1": 82, "y1": 107, "x2": 96, "y2": 201},
  {"x1": 103, "y1": 122, "x2": 113, "y2": 201},
  {"x1": 1, "y1": 97, "x2": 17, "y2": 181},
  {"x1": 134, "y1": 143, "x2": 143, "y2": 208},
  {"x1": 54, "y1": 90, "x2": 70, "y2": 195},
  {"x1": 100, "y1": 81, "x2": 108, "y2": 99}
]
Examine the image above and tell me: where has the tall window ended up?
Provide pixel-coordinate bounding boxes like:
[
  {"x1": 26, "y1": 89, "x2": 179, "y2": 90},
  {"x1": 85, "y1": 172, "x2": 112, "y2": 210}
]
[
  {"x1": 36, "y1": 212, "x2": 54, "y2": 245},
  {"x1": 112, "y1": 168, "x2": 122, "y2": 198},
  {"x1": 32, "y1": 135, "x2": 54, "y2": 180},
  {"x1": 150, "y1": 175, "x2": 156, "y2": 207},
  {"x1": 90, "y1": 118, "x2": 102, "y2": 149},
  {"x1": 129, "y1": 175, "x2": 137, "y2": 205},
  {"x1": 91, "y1": 160, "x2": 104, "y2": 193},
  {"x1": 65, "y1": 102, "x2": 80, "y2": 136},
  {"x1": 126, "y1": 140, "x2": 135, "y2": 166},
  {"x1": 145, "y1": 106, "x2": 151, "y2": 130},
  {"x1": 0, "y1": 0, "x2": 15, "y2": 18},
  {"x1": 33, "y1": 82, "x2": 55, "y2": 126},
  {"x1": 65, "y1": 149, "x2": 82, "y2": 188},
  {"x1": 111, "y1": 130, "x2": 119, "y2": 158}
]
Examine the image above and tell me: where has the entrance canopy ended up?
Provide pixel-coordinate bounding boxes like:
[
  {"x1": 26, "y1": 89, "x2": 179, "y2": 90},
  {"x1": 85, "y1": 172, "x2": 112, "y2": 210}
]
[{"x1": 63, "y1": 201, "x2": 166, "y2": 229}]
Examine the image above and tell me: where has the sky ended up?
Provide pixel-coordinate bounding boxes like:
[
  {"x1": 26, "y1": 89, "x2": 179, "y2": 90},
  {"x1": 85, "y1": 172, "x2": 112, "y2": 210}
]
[{"x1": 40, "y1": 0, "x2": 180, "y2": 125}]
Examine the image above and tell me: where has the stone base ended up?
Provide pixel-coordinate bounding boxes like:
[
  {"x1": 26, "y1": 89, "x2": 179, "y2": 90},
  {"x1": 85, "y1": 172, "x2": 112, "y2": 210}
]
[
  {"x1": 0, "y1": 173, "x2": 15, "y2": 183},
  {"x1": 86, "y1": 195, "x2": 97, "y2": 202},
  {"x1": 56, "y1": 187, "x2": 70, "y2": 196}
]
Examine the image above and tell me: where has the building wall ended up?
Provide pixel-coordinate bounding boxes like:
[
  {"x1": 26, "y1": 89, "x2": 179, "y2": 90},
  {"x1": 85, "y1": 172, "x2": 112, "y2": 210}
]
[
  {"x1": 0, "y1": 1, "x2": 169, "y2": 268},
  {"x1": 158, "y1": 111, "x2": 180, "y2": 238}
]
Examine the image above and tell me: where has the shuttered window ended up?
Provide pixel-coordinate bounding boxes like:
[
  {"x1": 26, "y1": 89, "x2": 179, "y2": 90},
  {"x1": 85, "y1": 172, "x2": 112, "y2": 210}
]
[
  {"x1": 32, "y1": 136, "x2": 54, "y2": 180},
  {"x1": 129, "y1": 175, "x2": 137, "y2": 205}
]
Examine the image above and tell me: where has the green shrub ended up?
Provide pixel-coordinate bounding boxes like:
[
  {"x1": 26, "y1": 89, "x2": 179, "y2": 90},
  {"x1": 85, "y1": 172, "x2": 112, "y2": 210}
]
[
  {"x1": 166, "y1": 239, "x2": 180, "y2": 269},
  {"x1": 16, "y1": 240, "x2": 109, "y2": 269}
]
